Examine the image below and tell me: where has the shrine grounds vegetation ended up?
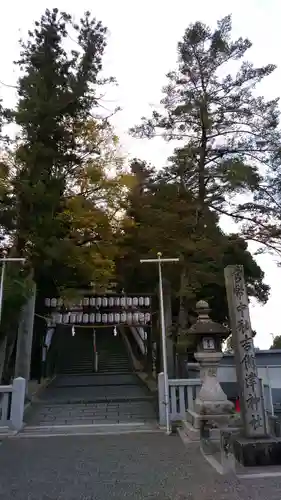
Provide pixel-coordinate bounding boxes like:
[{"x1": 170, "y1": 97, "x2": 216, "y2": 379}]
[{"x1": 0, "y1": 10, "x2": 280, "y2": 378}]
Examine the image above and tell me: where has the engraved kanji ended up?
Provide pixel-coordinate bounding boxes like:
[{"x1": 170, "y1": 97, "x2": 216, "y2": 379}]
[
  {"x1": 245, "y1": 371, "x2": 258, "y2": 392},
  {"x1": 241, "y1": 352, "x2": 256, "y2": 371},
  {"x1": 249, "y1": 414, "x2": 263, "y2": 430},
  {"x1": 246, "y1": 394, "x2": 261, "y2": 411},
  {"x1": 240, "y1": 336, "x2": 253, "y2": 352},
  {"x1": 236, "y1": 302, "x2": 247, "y2": 317},
  {"x1": 233, "y1": 270, "x2": 245, "y2": 300},
  {"x1": 236, "y1": 319, "x2": 250, "y2": 335}
]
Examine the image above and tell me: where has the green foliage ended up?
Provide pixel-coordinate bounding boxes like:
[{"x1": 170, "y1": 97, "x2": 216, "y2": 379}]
[
  {"x1": 0, "y1": 8, "x2": 126, "y2": 295},
  {"x1": 117, "y1": 159, "x2": 269, "y2": 329},
  {"x1": 270, "y1": 335, "x2": 281, "y2": 349},
  {"x1": 127, "y1": 14, "x2": 277, "y2": 337},
  {"x1": 0, "y1": 11, "x2": 274, "y2": 357},
  {"x1": 131, "y1": 15, "x2": 280, "y2": 239},
  {"x1": 0, "y1": 263, "x2": 34, "y2": 342}
]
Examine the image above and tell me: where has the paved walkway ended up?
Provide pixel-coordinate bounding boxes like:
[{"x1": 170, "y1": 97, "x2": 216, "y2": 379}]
[{"x1": 1, "y1": 432, "x2": 281, "y2": 499}]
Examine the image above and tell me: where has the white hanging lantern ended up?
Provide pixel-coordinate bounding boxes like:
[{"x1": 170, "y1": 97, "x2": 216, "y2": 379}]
[
  {"x1": 45, "y1": 298, "x2": 51, "y2": 307},
  {"x1": 102, "y1": 313, "x2": 108, "y2": 323},
  {"x1": 115, "y1": 297, "x2": 120, "y2": 306},
  {"x1": 108, "y1": 297, "x2": 114, "y2": 307},
  {"x1": 121, "y1": 312, "x2": 126, "y2": 323},
  {"x1": 50, "y1": 298, "x2": 57, "y2": 307},
  {"x1": 90, "y1": 297, "x2": 96, "y2": 306},
  {"x1": 76, "y1": 313, "x2": 83, "y2": 323},
  {"x1": 63, "y1": 313, "x2": 69, "y2": 324},
  {"x1": 138, "y1": 297, "x2": 144, "y2": 307},
  {"x1": 96, "y1": 297, "x2": 102, "y2": 307},
  {"x1": 139, "y1": 313, "x2": 145, "y2": 323},
  {"x1": 127, "y1": 297, "x2": 132, "y2": 307},
  {"x1": 83, "y1": 314, "x2": 89, "y2": 323},
  {"x1": 83, "y1": 297, "x2": 89, "y2": 307},
  {"x1": 120, "y1": 297, "x2": 126, "y2": 307},
  {"x1": 133, "y1": 297, "x2": 138, "y2": 306},
  {"x1": 57, "y1": 298, "x2": 63, "y2": 307},
  {"x1": 56, "y1": 313, "x2": 62, "y2": 324},
  {"x1": 102, "y1": 297, "x2": 108, "y2": 307},
  {"x1": 96, "y1": 312, "x2": 101, "y2": 322},
  {"x1": 114, "y1": 313, "x2": 120, "y2": 323},
  {"x1": 144, "y1": 297, "x2": 150, "y2": 307},
  {"x1": 145, "y1": 313, "x2": 151, "y2": 323},
  {"x1": 133, "y1": 312, "x2": 139, "y2": 323},
  {"x1": 108, "y1": 313, "x2": 114, "y2": 323},
  {"x1": 70, "y1": 313, "x2": 76, "y2": 324},
  {"x1": 89, "y1": 313, "x2": 95, "y2": 323}
]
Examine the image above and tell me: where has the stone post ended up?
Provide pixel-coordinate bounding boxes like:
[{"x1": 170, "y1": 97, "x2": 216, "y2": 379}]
[
  {"x1": 162, "y1": 279, "x2": 174, "y2": 377},
  {"x1": 14, "y1": 282, "x2": 37, "y2": 395},
  {"x1": 224, "y1": 265, "x2": 268, "y2": 438},
  {"x1": 10, "y1": 377, "x2": 26, "y2": 431}
]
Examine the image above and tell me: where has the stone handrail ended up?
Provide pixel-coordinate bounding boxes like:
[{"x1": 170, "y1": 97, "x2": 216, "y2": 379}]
[{"x1": 118, "y1": 326, "x2": 144, "y2": 372}]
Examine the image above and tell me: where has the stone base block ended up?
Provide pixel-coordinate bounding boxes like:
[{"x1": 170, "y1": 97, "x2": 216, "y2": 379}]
[
  {"x1": 232, "y1": 436, "x2": 281, "y2": 467},
  {"x1": 182, "y1": 419, "x2": 220, "y2": 441},
  {"x1": 186, "y1": 409, "x2": 240, "y2": 430},
  {"x1": 195, "y1": 398, "x2": 234, "y2": 416}
]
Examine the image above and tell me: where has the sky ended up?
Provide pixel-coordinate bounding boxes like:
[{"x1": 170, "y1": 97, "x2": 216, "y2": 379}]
[{"x1": 1, "y1": 0, "x2": 281, "y2": 348}]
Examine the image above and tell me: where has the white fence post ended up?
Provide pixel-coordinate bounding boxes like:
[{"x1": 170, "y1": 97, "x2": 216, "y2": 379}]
[
  {"x1": 10, "y1": 377, "x2": 26, "y2": 431},
  {"x1": 158, "y1": 372, "x2": 166, "y2": 426}
]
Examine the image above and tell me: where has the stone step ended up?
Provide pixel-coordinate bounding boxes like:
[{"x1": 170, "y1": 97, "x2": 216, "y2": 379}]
[
  {"x1": 32, "y1": 395, "x2": 156, "y2": 404},
  {"x1": 24, "y1": 397, "x2": 157, "y2": 429},
  {"x1": 17, "y1": 422, "x2": 161, "y2": 437},
  {"x1": 98, "y1": 366, "x2": 130, "y2": 369}
]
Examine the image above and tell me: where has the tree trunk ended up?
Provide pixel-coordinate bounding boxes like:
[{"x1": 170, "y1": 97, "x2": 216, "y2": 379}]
[
  {"x1": 0, "y1": 336, "x2": 7, "y2": 381},
  {"x1": 14, "y1": 283, "x2": 36, "y2": 393}
]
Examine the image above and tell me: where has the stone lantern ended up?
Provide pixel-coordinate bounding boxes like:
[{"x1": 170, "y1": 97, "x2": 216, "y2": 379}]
[{"x1": 185, "y1": 300, "x2": 235, "y2": 436}]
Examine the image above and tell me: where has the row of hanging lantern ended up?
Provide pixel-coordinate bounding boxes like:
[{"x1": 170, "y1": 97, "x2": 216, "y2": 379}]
[
  {"x1": 51, "y1": 311, "x2": 151, "y2": 325},
  {"x1": 45, "y1": 296, "x2": 151, "y2": 309}
]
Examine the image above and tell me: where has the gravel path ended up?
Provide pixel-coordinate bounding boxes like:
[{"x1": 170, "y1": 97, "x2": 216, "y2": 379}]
[{"x1": 0, "y1": 432, "x2": 281, "y2": 499}]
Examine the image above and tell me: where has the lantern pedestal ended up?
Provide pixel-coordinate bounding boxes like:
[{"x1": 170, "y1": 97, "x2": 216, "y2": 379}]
[
  {"x1": 193, "y1": 351, "x2": 234, "y2": 416},
  {"x1": 184, "y1": 350, "x2": 238, "y2": 442}
]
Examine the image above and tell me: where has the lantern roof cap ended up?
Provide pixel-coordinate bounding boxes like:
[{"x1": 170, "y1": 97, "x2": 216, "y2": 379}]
[{"x1": 187, "y1": 300, "x2": 228, "y2": 337}]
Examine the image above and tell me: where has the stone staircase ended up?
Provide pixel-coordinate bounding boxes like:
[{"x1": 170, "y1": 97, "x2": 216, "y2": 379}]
[
  {"x1": 97, "y1": 327, "x2": 132, "y2": 374},
  {"x1": 21, "y1": 327, "x2": 158, "y2": 436},
  {"x1": 55, "y1": 326, "x2": 132, "y2": 375},
  {"x1": 56, "y1": 327, "x2": 94, "y2": 374}
]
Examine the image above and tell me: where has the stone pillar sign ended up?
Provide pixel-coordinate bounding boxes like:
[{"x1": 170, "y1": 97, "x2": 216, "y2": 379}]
[{"x1": 224, "y1": 265, "x2": 267, "y2": 438}]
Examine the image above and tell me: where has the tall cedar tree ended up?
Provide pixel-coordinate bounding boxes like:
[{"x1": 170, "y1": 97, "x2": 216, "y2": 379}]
[
  {"x1": 131, "y1": 15, "x2": 281, "y2": 244},
  {"x1": 118, "y1": 159, "x2": 269, "y2": 328},
  {"x1": 9, "y1": 8, "x2": 118, "y2": 291},
  {"x1": 0, "y1": 9, "x2": 127, "y2": 382}
]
